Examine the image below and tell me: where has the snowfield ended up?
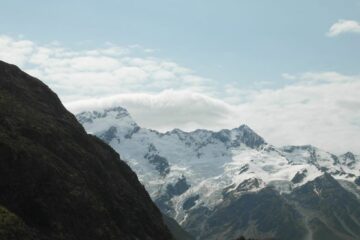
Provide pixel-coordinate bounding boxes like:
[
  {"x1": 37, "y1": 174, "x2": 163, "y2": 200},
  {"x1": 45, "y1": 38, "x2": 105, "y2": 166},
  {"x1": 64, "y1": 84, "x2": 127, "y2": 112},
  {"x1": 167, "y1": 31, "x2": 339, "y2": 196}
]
[{"x1": 77, "y1": 106, "x2": 360, "y2": 223}]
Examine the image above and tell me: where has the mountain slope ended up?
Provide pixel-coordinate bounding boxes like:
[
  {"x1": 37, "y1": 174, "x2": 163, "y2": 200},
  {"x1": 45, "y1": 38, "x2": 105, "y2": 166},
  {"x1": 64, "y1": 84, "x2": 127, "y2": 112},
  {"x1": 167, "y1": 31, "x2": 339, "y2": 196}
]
[
  {"x1": 76, "y1": 106, "x2": 360, "y2": 240},
  {"x1": 163, "y1": 214, "x2": 194, "y2": 240},
  {"x1": 0, "y1": 60, "x2": 173, "y2": 240},
  {"x1": 184, "y1": 187, "x2": 307, "y2": 240},
  {"x1": 289, "y1": 173, "x2": 360, "y2": 240}
]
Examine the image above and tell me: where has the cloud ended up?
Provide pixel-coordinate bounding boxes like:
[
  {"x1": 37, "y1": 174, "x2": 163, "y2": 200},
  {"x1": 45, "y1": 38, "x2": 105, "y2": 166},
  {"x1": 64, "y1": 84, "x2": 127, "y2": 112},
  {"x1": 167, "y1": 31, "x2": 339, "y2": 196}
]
[
  {"x1": 282, "y1": 71, "x2": 358, "y2": 83},
  {"x1": 327, "y1": 19, "x2": 360, "y2": 37},
  {"x1": 0, "y1": 35, "x2": 359, "y2": 154},
  {"x1": 281, "y1": 73, "x2": 297, "y2": 80},
  {"x1": 0, "y1": 35, "x2": 34, "y2": 65},
  {"x1": 235, "y1": 75, "x2": 360, "y2": 154},
  {"x1": 67, "y1": 90, "x2": 235, "y2": 131},
  {"x1": 68, "y1": 72, "x2": 360, "y2": 154},
  {"x1": 0, "y1": 35, "x2": 210, "y2": 102}
]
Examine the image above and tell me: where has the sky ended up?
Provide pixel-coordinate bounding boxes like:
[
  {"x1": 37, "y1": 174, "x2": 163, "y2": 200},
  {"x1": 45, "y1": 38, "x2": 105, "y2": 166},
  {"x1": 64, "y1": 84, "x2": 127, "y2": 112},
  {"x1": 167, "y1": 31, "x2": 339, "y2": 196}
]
[{"x1": 0, "y1": 0, "x2": 359, "y2": 154}]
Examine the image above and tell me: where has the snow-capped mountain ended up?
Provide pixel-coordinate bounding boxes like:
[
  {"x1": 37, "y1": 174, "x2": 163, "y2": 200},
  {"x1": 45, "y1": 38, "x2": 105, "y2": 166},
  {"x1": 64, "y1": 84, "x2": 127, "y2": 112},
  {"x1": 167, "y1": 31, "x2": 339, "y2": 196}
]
[{"x1": 76, "y1": 106, "x2": 360, "y2": 240}]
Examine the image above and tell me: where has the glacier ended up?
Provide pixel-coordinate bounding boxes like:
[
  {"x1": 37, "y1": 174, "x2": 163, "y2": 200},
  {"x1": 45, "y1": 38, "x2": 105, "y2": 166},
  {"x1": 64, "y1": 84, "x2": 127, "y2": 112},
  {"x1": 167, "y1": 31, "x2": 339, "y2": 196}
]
[{"x1": 76, "y1": 106, "x2": 360, "y2": 225}]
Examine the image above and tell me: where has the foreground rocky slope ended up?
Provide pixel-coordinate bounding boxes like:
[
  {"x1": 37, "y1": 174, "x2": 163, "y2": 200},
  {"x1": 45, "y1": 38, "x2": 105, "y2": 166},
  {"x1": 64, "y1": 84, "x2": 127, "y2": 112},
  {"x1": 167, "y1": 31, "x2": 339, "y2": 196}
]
[
  {"x1": 77, "y1": 106, "x2": 360, "y2": 240},
  {"x1": 0, "y1": 60, "x2": 173, "y2": 240}
]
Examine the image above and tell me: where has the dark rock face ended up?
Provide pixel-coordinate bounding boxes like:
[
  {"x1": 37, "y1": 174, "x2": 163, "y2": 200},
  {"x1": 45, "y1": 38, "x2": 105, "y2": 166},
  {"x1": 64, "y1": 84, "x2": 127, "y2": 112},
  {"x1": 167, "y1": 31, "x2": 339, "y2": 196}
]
[
  {"x1": 155, "y1": 176, "x2": 191, "y2": 215},
  {"x1": 149, "y1": 155, "x2": 171, "y2": 176},
  {"x1": 342, "y1": 152, "x2": 356, "y2": 167},
  {"x1": 235, "y1": 178, "x2": 263, "y2": 192},
  {"x1": 355, "y1": 177, "x2": 360, "y2": 186},
  {"x1": 145, "y1": 144, "x2": 171, "y2": 176},
  {"x1": 162, "y1": 215, "x2": 194, "y2": 240},
  {"x1": 181, "y1": 174, "x2": 360, "y2": 240},
  {"x1": 182, "y1": 195, "x2": 200, "y2": 211},
  {"x1": 167, "y1": 177, "x2": 191, "y2": 197},
  {"x1": 238, "y1": 164, "x2": 249, "y2": 175},
  {"x1": 212, "y1": 130, "x2": 231, "y2": 144},
  {"x1": 0, "y1": 61, "x2": 173, "y2": 240},
  {"x1": 344, "y1": 152, "x2": 356, "y2": 161},
  {"x1": 291, "y1": 169, "x2": 308, "y2": 184},
  {"x1": 289, "y1": 173, "x2": 360, "y2": 240},
  {"x1": 231, "y1": 125, "x2": 266, "y2": 148},
  {"x1": 283, "y1": 145, "x2": 320, "y2": 166},
  {"x1": 124, "y1": 125, "x2": 140, "y2": 139},
  {"x1": 99, "y1": 126, "x2": 118, "y2": 144},
  {"x1": 149, "y1": 155, "x2": 170, "y2": 176},
  {"x1": 184, "y1": 188, "x2": 306, "y2": 240}
]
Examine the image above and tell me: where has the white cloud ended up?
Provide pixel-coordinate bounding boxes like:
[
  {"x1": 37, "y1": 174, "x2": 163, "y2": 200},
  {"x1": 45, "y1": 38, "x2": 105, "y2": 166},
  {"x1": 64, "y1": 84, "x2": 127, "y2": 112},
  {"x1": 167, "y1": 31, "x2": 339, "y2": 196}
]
[
  {"x1": 281, "y1": 73, "x2": 297, "y2": 80},
  {"x1": 1, "y1": 35, "x2": 360, "y2": 154},
  {"x1": 327, "y1": 19, "x2": 360, "y2": 37},
  {"x1": 67, "y1": 72, "x2": 360, "y2": 154},
  {"x1": 67, "y1": 90, "x2": 235, "y2": 131},
  {"x1": 235, "y1": 77, "x2": 360, "y2": 154},
  {"x1": 0, "y1": 35, "x2": 34, "y2": 65},
  {"x1": 0, "y1": 35, "x2": 211, "y2": 102},
  {"x1": 282, "y1": 71, "x2": 358, "y2": 83}
]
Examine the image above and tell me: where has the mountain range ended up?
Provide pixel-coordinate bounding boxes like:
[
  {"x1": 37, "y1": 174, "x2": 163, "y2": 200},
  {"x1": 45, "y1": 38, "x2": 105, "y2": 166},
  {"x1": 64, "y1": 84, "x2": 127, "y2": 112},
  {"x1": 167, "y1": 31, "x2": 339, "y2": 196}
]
[
  {"x1": 1, "y1": 59, "x2": 359, "y2": 240},
  {"x1": 77, "y1": 106, "x2": 360, "y2": 240}
]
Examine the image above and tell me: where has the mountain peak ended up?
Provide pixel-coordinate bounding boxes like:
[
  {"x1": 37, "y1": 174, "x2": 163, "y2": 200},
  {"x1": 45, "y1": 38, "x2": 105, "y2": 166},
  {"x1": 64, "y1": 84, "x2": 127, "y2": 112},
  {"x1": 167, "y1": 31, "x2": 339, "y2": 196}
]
[
  {"x1": 237, "y1": 124, "x2": 251, "y2": 130},
  {"x1": 317, "y1": 172, "x2": 338, "y2": 183},
  {"x1": 231, "y1": 124, "x2": 266, "y2": 148},
  {"x1": 77, "y1": 106, "x2": 133, "y2": 124},
  {"x1": 343, "y1": 151, "x2": 356, "y2": 160}
]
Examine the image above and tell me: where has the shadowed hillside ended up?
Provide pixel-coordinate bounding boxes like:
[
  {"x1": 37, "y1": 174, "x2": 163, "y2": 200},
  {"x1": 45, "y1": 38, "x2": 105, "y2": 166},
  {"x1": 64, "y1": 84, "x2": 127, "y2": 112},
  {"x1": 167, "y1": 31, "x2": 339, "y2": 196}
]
[{"x1": 0, "y1": 60, "x2": 173, "y2": 240}]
